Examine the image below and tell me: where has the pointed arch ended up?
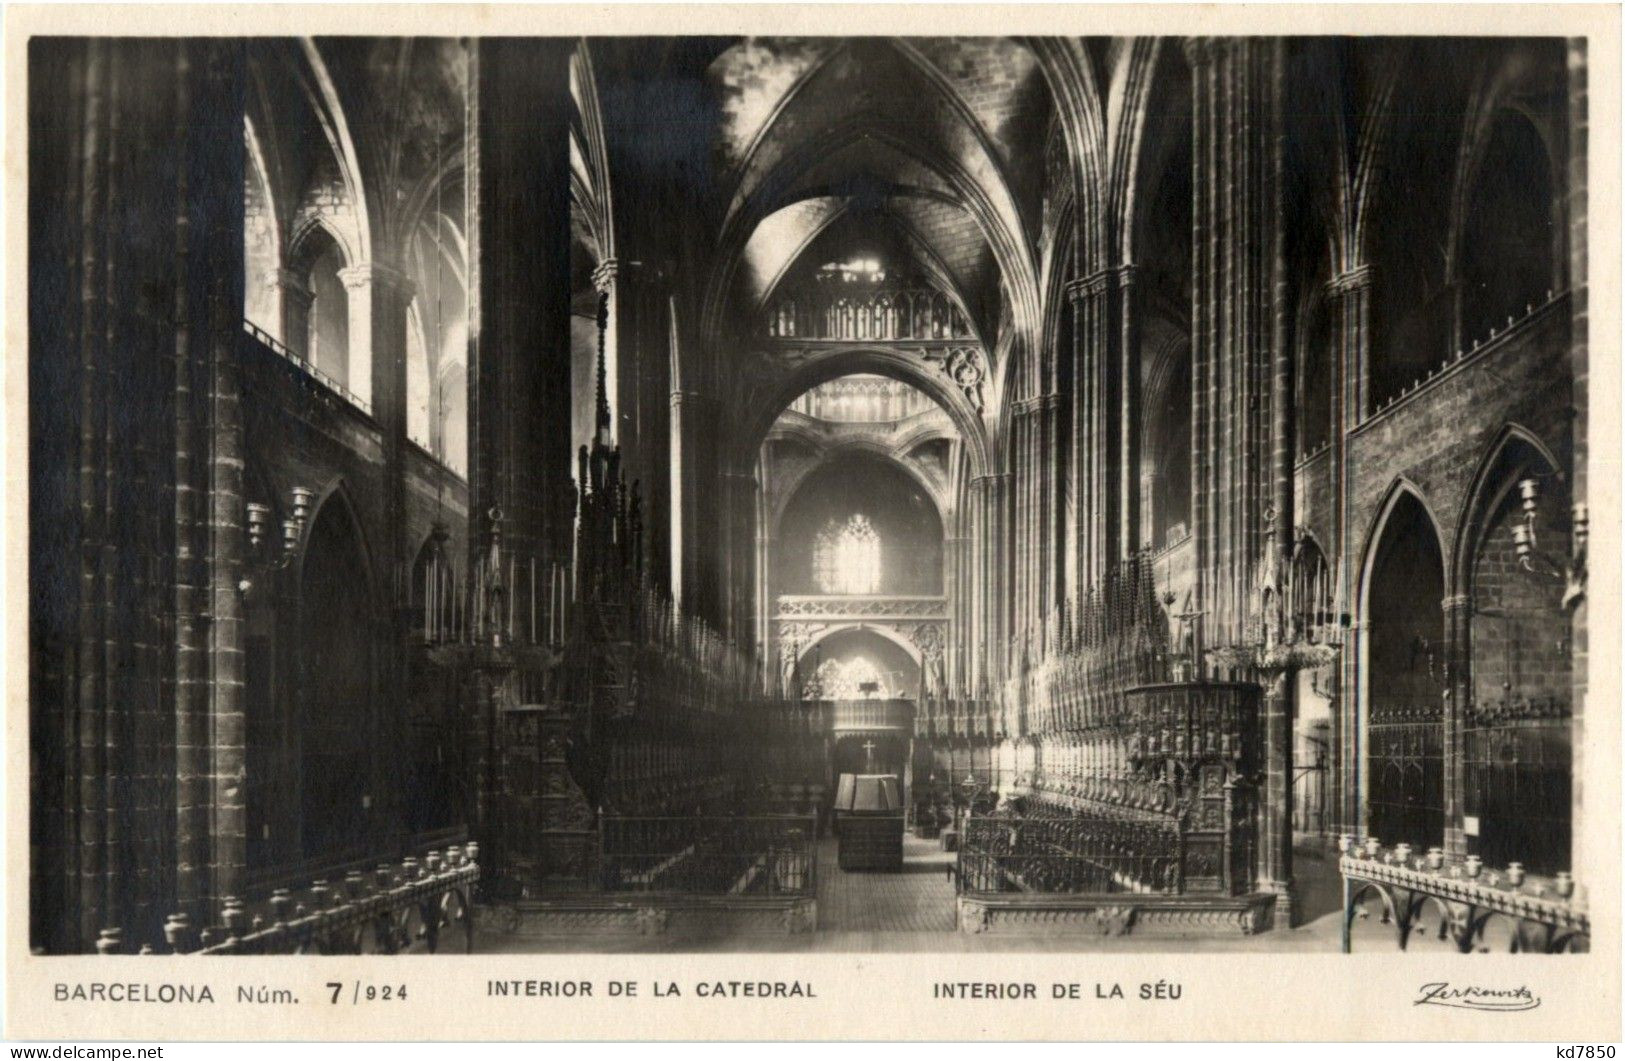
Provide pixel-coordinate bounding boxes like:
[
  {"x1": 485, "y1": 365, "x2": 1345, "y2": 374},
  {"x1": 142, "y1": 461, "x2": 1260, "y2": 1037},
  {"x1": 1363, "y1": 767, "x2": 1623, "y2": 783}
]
[
  {"x1": 795, "y1": 623, "x2": 926, "y2": 670},
  {"x1": 296, "y1": 38, "x2": 373, "y2": 264},
  {"x1": 1357, "y1": 478, "x2": 1449, "y2": 850},
  {"x1": 1023, "y1": 37, "x2": 1107, "y2": 272},
  {"x1": 1451, "y1": 423, "x2": 1565, "y2": 592},
  {"x1": 1452, "y1": 423, "x2": 1574, "y2": 875},
  {"x1": 769, "y1": 440, "x2": 949, "y2": 546},
  {"x1": 571, "y1": 41, "x2": 616, "y2": 261},
  {"x1": 1358, "y1": 477, "x2": 1451, "y2": 606},
  {"x1": 735, "y1": 347, "x2": 990, "y2": 482},
  {"x1": 295, "y1": 480, "x2": 378, "y2": 860}
]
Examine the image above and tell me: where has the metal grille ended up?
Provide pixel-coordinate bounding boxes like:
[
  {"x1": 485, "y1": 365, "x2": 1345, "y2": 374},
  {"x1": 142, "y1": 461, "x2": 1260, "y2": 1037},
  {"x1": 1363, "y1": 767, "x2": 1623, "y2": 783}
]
[
  {"x1": 1465, "y1": 720, "x2": 1571, "y2": 875},
  {"x1": 1368, "y1": 699, "x2": 1444, "y2": 850},
  {"x1": 600, "y1": 817, "x2": 816, "y2": 897}
]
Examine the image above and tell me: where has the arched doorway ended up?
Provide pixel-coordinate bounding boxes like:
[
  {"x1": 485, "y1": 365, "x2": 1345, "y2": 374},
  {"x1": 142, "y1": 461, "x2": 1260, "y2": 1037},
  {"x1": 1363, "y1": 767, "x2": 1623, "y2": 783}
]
[
  {"x1": 1363, "y1": 491, "x2": 1446, "y2": 850},
  {"x1": 298, "y1": 494, "x2": 375, "y2": 860}
]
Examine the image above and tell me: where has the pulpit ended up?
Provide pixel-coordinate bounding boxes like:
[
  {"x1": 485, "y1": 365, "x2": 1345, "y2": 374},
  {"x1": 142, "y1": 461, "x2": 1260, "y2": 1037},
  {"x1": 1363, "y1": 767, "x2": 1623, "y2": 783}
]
[{"x1": 832, "y1": 773, "x2": 905, "y2": 871}]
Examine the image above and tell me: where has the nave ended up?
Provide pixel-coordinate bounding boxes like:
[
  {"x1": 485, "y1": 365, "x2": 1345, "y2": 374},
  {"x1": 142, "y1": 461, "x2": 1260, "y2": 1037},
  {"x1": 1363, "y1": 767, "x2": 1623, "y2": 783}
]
[{"x1": 27, "y1": 33, "x2": 1590, "y2": 956}]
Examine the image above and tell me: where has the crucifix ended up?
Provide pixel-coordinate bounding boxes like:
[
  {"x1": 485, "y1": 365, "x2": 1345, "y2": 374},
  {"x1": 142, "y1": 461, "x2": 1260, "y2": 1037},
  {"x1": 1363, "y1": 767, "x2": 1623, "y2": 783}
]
[{"x1": 861, "y1": 738, "x2": 878, "y2": 772}]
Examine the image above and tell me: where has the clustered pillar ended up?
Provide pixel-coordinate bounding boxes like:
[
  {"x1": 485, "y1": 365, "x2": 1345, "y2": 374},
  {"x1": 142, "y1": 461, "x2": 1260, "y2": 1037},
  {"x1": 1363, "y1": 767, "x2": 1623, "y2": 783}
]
[
  {"x1": 1187, "y1": 37, "x2": 1293, "y2": 924},
  {"x1": 27, "y1": 38, "x2": 246, "y2": 953}
]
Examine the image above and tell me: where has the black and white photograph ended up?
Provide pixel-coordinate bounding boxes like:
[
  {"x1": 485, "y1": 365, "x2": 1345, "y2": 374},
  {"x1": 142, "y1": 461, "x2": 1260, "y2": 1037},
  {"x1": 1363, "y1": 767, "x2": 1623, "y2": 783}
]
[{"x1": 8, "y1": 4, "x2": 1620, "y2": 1043}]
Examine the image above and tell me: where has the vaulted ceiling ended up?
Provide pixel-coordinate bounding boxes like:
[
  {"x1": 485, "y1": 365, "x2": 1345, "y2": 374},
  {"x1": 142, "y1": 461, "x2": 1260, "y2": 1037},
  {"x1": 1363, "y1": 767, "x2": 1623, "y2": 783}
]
[{"x1": 698, "y1": 37, "x2": 1056, "y2": 349}]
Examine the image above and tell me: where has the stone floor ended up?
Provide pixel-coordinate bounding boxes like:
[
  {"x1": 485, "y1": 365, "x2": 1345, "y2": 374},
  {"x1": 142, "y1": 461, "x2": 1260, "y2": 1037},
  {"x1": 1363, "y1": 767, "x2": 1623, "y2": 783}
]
[{"x1": 476, "y1": 833, "x2": 1348, "y2": 953}]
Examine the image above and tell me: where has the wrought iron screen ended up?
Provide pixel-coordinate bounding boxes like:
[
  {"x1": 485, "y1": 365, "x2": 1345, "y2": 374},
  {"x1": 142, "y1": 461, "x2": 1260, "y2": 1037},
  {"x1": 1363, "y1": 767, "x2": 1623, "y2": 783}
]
[
  {"x1": 1368, "y1": 698, "x2": 1445, "y2": 850},
  {"x1": 1464, "y1": 716, "x2": 1571, "y2": 876}
]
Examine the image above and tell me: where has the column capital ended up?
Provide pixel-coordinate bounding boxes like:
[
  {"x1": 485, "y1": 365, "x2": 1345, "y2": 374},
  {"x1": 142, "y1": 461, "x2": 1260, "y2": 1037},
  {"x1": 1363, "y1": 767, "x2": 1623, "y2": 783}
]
[
  {"x1": 337, "y1": 261, "x2": 416, "y2": 299},
  {"x1": 1064, "y1": 264, "x2": 1135, "y2": 303},
  {"x1": 1441, "y1": 593, "x2": 1473, "y2": 613},
  {"x1": 1325, "y1": 265, "x2": 1372, "y2": 296},
  {"x1": 592, "y1": 257, "x2": 635, "y2": 293},
  {"x1": 1064, "y1": 272, "x2": 1109, "y2": 303},
  {"x1": 670, "y1": 389, "x2": 713, "y2": 410}
]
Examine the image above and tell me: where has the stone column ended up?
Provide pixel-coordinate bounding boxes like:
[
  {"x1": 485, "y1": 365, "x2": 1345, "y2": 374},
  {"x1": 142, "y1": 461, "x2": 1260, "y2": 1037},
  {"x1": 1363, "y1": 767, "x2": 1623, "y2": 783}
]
[
  {"x1": 1117, "y1": 265, "x2": 1142, "y2": 558},
  {"x1": 1325, "y1": 266, "x2": 1370, "y2": 837},
  {"x1": 670, "y1": 385, "x2": 693, "y2": 613},
  {"x1": 470, "y1": 37, "x2": 575, "y2": 569},
  {"x1": 943, "y1": 533, "x2": 967, "y2": 695},
  {"x1": 1186, "y1": 37, "x2": 1281, "y2": 656},
  {"x1": 972, "y1": 473, "x2": 1011, "y2": 690},
  {"x1": 1441, "y1": 593, "x2": 1473, "y2": 858},
  {"x1": 669, "y1": 389, "x2": 719, "y2": 620},
  {"x1": 1566, "y1": 37, "x2": 1588, "y2": 898},
  {"x1": 27, "y1": 37, "x2": 250, "y2": 950},
  {"x1": 1010, "y1": 400, "x2": 1031, "y2": 658},
  {"x1": 593, "y1": 259, "x2": 628, "y2": 445},
  {"x1": 720, "y1": 467, "x2": 759, "y2": 645},
  {"x1": 266, "y1": 268, "x2": 310, "y2": 354},
  {"x1": 1260, "y1": 673, "x2": 1294, "y2": 927},
  {"x1": 339, "y1": 262, "x2": 415, "y2": 415},
  {"x1": 345, "y1": 260, "x2": 416, "y2": 844},
  {"x1": 466, "y1": 39, "x2": 576, "y2": 882},
  {"x1": 755, "y1": 468, "x2": 775, "y2": 693},
  {"x1": 1187, "y1": 39, "x2": 1290, "y2": 923},
  {"x1": 1065, "y1": 265, "x2": 1135, "y2": 594},
  {"x1": 1066, "y1": 273, "x2": 1106, "y2": 592}
]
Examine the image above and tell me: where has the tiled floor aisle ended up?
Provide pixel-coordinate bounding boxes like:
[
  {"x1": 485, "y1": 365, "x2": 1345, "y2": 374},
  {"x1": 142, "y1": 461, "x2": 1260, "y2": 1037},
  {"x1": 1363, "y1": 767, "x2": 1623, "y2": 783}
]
[{"x1": 815, "y1": 834, "x2": 957, "y2": 932}]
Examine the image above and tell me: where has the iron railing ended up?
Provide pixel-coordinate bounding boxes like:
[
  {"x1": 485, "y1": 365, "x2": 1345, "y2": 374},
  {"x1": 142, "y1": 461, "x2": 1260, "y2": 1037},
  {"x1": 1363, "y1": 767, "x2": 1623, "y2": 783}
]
[
  {"x1": 1339, "y1": 837, "x2": 1588, "y2": 953},
  {"x1": 956, "y1": 813, "x2": 1182, "y2": 896},
  {"x1": 242, "y1": 319, "x2": 373, "y2": 415},
  {"x1": 106, "y1": 843, "x2": 478, "y2": 955},
  {"x1": 600, "y1": 816, "x2": 816, "y2": 898}
]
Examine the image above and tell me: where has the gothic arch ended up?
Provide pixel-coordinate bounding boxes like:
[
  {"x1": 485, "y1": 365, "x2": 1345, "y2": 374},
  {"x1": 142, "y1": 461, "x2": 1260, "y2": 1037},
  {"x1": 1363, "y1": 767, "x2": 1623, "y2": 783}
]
[
  {"x1": 295, "y1": 39, "x2": 374, "y2": 264},
  {"x1": 794, "y1": 622, "x2": 927, "y2": 669},
  {"x1": 706, "y1": 101, "x2": 1039, "y2": 354},
  {"x1": 1450, "y1": 423, "x2": 1565, "y2": 593},
  {"x1": 287, "y1": 214, "x2": 355, "y2": 278},
  {"x1": 294, "y1": 479, "x2": 378, "y2": 605},
  {"x1": 1357, "y1": 479, "x2": 1449, "y2": 849},
  {"x1": 1022, "y1": 37, "x2": 1107, "y2": 271},
  {"x1": 570, "y1": 41, "x2": 616, "y2": 260},
  {"x1": 1358, "y1": 477, "x2": 1452, "y2": 607},
  {"x1": 769, "y1": 443, "x2": 948, "y2": 545},
  {"x1": 295, "y1": 481, "x2": 378, "y2": 860},
  {"x1": 736, "y1": 347, "x2": 990, "y2": 481},
  {"x1": 1450, "y1": 423, "x2": 1574, "y2": 875}
]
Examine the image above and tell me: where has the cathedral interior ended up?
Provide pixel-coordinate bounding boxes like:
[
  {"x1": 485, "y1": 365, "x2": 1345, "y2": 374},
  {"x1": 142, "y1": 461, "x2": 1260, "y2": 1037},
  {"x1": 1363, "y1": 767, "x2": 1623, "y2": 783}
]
[{"x1": 27, "y1": 35, "x2": 1591, "y2": 954}]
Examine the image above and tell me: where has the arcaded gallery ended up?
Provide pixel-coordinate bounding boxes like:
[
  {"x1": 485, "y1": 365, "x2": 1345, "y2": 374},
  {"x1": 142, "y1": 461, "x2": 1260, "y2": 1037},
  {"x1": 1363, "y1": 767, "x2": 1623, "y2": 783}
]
[{"x1": 27, "y1": 35, "x2": 1591, "y2": 954}]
